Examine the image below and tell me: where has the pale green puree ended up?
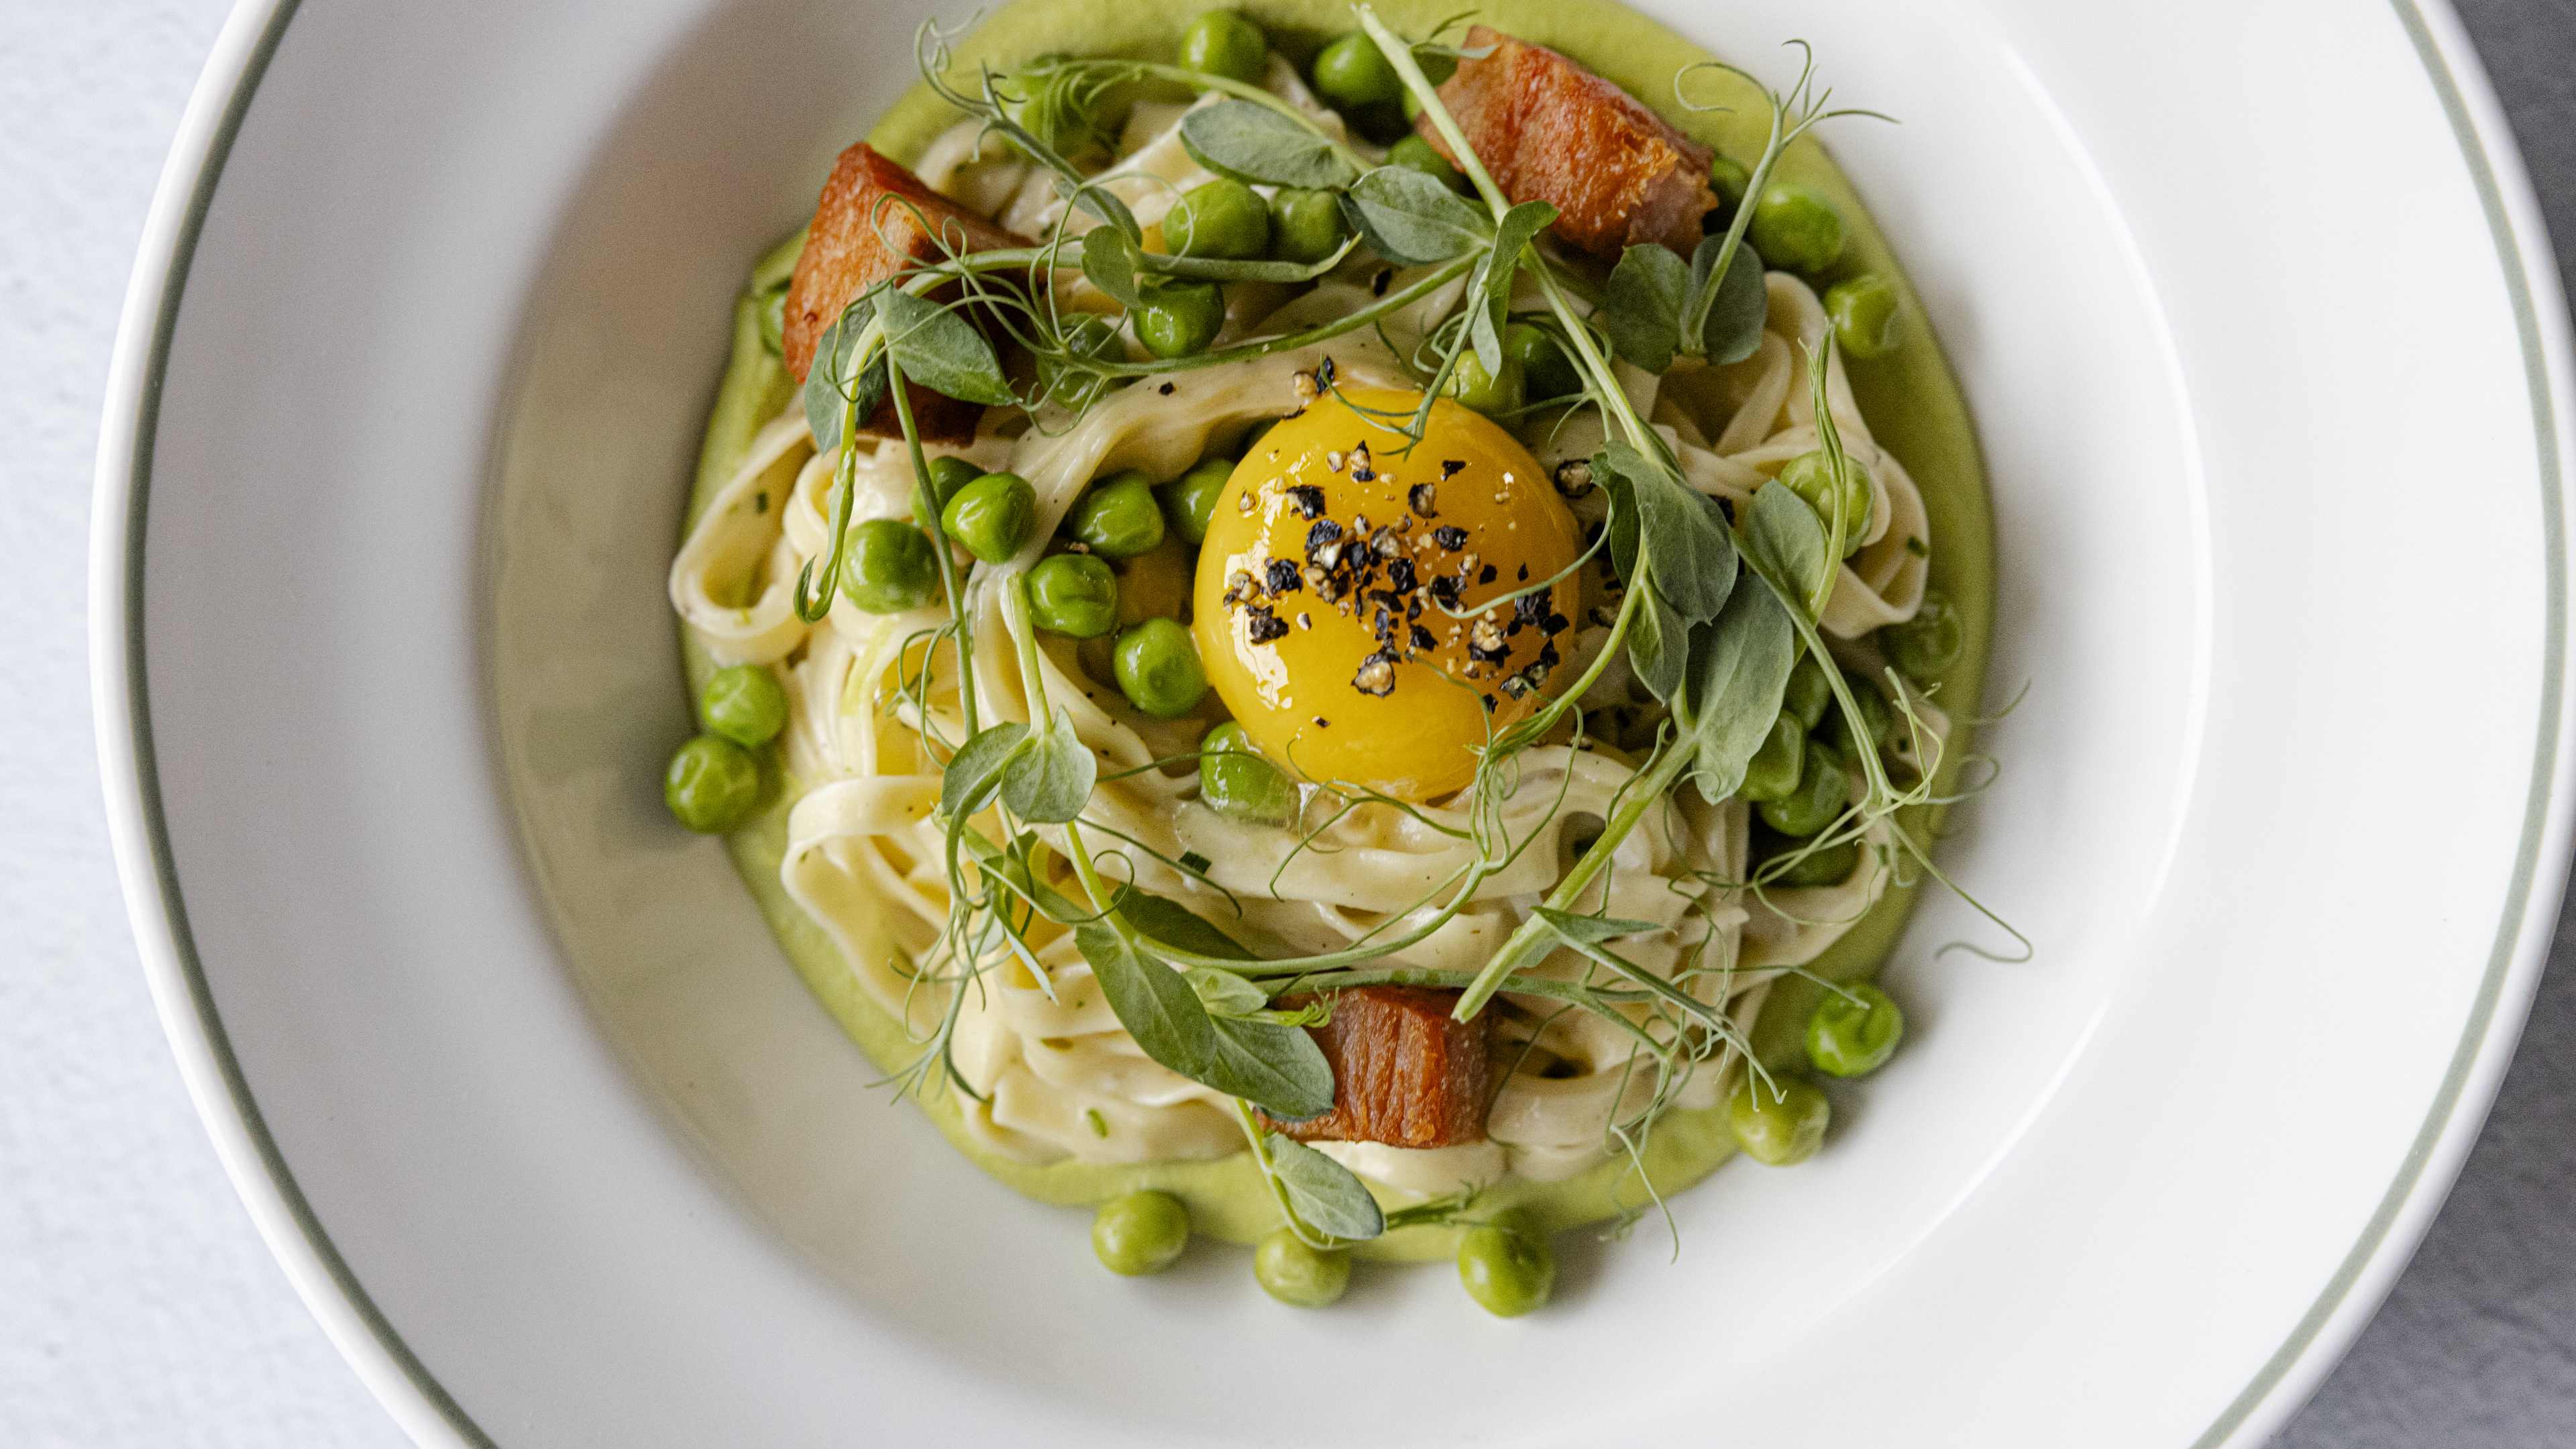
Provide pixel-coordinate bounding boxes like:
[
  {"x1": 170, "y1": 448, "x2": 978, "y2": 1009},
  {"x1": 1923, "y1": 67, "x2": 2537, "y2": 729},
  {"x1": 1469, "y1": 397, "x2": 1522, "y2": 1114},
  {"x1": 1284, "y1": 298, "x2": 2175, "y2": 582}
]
[{"x1": 676, "y1": 0, "x2": 1993, "y2": 1262}]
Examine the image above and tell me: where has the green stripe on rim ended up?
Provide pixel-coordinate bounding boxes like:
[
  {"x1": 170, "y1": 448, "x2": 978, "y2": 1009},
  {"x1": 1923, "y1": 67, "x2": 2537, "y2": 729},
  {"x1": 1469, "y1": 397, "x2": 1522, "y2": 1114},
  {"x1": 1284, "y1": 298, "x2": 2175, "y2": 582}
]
[{"x1": 105, "y1": 0, "x2": 497, "y2": 1442}]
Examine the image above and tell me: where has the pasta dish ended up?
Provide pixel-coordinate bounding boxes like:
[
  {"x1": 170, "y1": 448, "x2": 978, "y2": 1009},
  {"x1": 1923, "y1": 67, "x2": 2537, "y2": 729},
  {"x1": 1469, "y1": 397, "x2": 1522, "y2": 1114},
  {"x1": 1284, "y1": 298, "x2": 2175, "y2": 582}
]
[{"x1": 662, "y1": 0, "x2": 1995, "y2": 1313}]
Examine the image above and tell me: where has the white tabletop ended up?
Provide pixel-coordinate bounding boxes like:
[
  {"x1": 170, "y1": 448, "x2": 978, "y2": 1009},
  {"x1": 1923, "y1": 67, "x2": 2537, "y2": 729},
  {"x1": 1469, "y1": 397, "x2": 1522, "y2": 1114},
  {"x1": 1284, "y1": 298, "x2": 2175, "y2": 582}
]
[{"x1": 3, "y1": 1, "x2": 2569, "y2": 1444}]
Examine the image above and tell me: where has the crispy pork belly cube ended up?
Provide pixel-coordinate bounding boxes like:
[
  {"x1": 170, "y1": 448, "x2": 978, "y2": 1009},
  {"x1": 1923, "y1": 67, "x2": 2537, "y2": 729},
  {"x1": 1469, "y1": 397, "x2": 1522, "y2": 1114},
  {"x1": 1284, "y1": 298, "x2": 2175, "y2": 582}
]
[
  {"x1": 781, "y1": 143, "x2": 1029, "y2": 443},
  {"x1": 1417, "y1": 26, "x2": 1717, "y2": 258},
  {"x1": 1264, "y1": 985, "x2": 1495, "y2": 1148}
]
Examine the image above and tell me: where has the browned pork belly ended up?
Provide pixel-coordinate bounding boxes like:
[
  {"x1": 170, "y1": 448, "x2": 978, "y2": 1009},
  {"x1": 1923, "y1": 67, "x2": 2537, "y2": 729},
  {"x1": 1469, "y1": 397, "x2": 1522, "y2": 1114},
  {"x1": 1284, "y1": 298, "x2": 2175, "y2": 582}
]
[
  {"x1": 780, "y1": 143, "x2": 1029, "y2": 443},
  {"x1": 1415, "y1": 25, "x2": 1718, "y2": 258},
  {"x1": 1264, "y1": 986, "x2": 1496, "y2": 1148}
]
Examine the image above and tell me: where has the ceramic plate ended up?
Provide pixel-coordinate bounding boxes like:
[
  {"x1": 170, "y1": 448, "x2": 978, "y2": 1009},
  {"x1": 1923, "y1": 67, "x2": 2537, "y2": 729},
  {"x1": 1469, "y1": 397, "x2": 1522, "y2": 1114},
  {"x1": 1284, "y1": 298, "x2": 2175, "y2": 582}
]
[{"x1": 93, "y1": 0, "x2": 2575, "y2": 1444}]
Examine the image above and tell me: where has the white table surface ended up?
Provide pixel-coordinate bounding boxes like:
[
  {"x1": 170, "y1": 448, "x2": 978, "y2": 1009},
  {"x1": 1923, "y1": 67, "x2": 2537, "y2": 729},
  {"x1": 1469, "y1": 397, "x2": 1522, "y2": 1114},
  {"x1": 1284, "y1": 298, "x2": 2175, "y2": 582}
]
[{"x1": 4, "y1": 1, "x2": 2571, "y2": 1444}]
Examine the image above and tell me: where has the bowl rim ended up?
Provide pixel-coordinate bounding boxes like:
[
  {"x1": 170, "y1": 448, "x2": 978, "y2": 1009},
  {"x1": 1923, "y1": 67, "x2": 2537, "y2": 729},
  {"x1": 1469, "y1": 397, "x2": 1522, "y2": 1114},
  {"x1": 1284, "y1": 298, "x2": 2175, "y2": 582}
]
[{"x1": 87, "y1": 1, "x2": 2576, "y2": 1444}]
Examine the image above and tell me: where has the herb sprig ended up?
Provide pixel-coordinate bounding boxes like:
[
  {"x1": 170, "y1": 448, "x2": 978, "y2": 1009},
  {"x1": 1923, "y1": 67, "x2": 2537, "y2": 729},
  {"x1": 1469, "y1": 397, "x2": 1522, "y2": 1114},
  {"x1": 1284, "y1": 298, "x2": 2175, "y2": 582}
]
[{"x1": 782, "y1": 10, "x2": 2006, "y2": 1242}]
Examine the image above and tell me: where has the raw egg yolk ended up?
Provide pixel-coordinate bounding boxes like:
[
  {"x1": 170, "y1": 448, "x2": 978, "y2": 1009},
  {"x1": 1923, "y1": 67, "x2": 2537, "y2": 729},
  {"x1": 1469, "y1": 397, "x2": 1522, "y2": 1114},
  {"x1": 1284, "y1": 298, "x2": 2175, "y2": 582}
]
[{"x1": 1193, "y1": 384, "x2": 1583, "y2": 802}]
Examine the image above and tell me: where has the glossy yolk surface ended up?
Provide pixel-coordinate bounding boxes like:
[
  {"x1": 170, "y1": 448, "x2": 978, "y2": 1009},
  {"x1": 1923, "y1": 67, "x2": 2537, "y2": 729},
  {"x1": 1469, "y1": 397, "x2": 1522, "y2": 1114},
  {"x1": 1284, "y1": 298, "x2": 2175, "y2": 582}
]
[{"x1": 1193, "y1": 385, "x2": 1583, "y2": 802}]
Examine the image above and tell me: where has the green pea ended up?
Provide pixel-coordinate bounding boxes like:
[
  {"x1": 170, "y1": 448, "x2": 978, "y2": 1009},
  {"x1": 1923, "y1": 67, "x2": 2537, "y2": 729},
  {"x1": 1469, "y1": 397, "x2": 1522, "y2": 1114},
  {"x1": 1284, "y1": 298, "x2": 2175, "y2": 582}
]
[
  {"x1": 1253, "y1": 1229, "x2": 1350, "y2": 1307},
  {"x1": 1749, "y1": 181, "x2": 1845, "y2": 275},
  {"x1": 1825, "y1": 273, "x2": 1901, "y2": 360},
  {"x1": 1004, "y1": 57, "x2": 1112, "y2": 164},
  {"x1": 1456, "y1": 1224, "x2": 1554, "y2": 1318},
  {"x1": 1504, "y1": 323, "x2": 1580, "y2": 402},
  {"x1": 1201, "y1": 721, "x2": 1299, "y2": 825},
  {"x1": 1807, "y1": 981, "x2": 1904, "y2": 1077},
  {"x1": 1163, "y1": 456, "x2": 1233, "y2": 546},
  {"x1": 1177, "y1": 9, "x2": 1268, "y2": 83},
  {"x1": 1445, "y1": 348, "x2": 1524, "y2": 417},
  {"x1": 1880, "y1": 588, "x2": 1962, "y2": 683},
  {"x1": 1782, "y1": 651, "x2": 1832, "y2": 730},
  {"x1": 1069, "y1": 470, "x2": 1168, "y2": 559},
  {"x1": 1821, "y1": 678, "x2": 1898, "y2": 759},
  {"x1": 839, "y1": 517, "x2": 939, "y2": 612},
  {"x1": 1311, "y1": 32, "x2": 1400, "y2": 109},
  {"x1": 1769, "y1": 835, "x2": 1859, "y2": 889},
  {"x1": 1707, "y1": 153, "x2": 1752, "y2": 210},
  {"x1": 1114, "y1": 619, "x2": 1209, "y2": 718},
  {"x1": 1267, "y1": 187, "x2": 1350, "y2": 266},
  {"x1": 1729, "y1": 1074, "x2": 1829, "y2": 1165},
  {"x1": 755, "y1": 281, "x2": 790, "y2": 356},
  {"x1": 663, "y1": 734, "x2": 761, "y2": 833},
  {"x1": 1026, "y1": 553, "x2": 1120, "y2": 639},
  {"x1": 1736, "y1": 712, "x2": 1806, "y2": 804},
  {"x1": 1091, "y1": 1190, "x2": 1191, "y2": 1275},
  {"x1": 700, "y1": 664, "x2": 788, "y2": 748},
  {"x1": 1133, "y1": 279, "x2": 1227, "y2": 358},
  {"x1": 940, "y1": 470, "x2": 1036, "y2": 564},
  {"x1": 1776, "y1": 450, "x2": 1872, "y2": 556},
  {"x1": 1165, "y1": 177, "x2": 1270, "y2": 261},
  {"x1": 913, "y1": 454, "x2": 986, "y2": 529},
  {"x1": 1385, "y1": 133, "x2": 1462, "y2": 191},
  {"x1": 1759, "y1": 739, "x2": 1846, "y2": 837},
  {"x1": 1042, "y1": 313, "x2": 1124, "y2": 407}
]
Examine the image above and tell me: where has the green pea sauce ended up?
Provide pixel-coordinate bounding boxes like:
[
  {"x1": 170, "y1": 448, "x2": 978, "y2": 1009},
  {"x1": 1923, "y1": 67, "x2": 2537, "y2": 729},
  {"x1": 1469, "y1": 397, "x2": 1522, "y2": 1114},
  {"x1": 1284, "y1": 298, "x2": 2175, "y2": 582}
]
[{"x1": 676, "y1": 0, "x2": 1994, "y2": 1262}]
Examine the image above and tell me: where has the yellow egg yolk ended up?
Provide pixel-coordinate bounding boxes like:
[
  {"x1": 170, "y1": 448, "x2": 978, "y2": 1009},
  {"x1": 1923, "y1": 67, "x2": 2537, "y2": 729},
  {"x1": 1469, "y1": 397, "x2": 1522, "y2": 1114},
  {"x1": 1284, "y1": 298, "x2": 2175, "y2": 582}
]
[{"x1": 1193, "y1": 384, "x2": 1583, "y2": 802}]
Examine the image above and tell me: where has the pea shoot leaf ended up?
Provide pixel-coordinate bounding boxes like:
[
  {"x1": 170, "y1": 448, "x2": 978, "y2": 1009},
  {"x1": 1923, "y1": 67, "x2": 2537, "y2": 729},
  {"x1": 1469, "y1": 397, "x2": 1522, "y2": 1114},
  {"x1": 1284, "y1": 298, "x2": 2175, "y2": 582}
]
[
  {"x1": 1187, "y1": 966, "x2": 1269, "y2": 1016},
  {"x1": 1079, "y1": 226, "x2": 1146, "y2": 309},
  {"x1": 1689, "y1": 234, "x2": 1769, "y2": 365},
  {"x1": 1000, "y1": 710, "x2": 1096, "y2": 822},
  {"x1": 1626, "y1": 584, "x2": 1690, "y2": 704},
  {"x1": 1341, "y1": 165, "x2": 1491, "y2": 266},
  {"x1": 1603, "y1": 467, "x2": 1642, "y2": 584},
  {"x1": 875, "y1": 288, "x2": 1014, "y2": 407},
  {"x1": 1490, "y1": 201, "x2": 1558, "y2": 282},
  {"x1": 1532, "y1": 907, "x2": 1662, "y2": 945},
  {"x1": 1596, "y1": 442, "x2": 1736, "y2": 621},
  {"x1": 1675, "y1": 575, "x2": 1798, "y2": 803},
  {"x1": 1462, "y1": 200, "x2": 1558, "y2": 374},
  {"x1": 1077, "y1": 912, "x2": 1332, "y2": 1118},
  {"x1": 1597, "y1": 244, "x2": 1690, "y2": 373},
  {"x1": 802, "y1": 298, "x2": 888, "y2": 455},
  {"x1": 1265, "y1": 1132, "x2": 1385, "y2": 1240},
  {"x1": 1210, "y1": 1018, "x2": 1334, "y2": 1119},
  {"x1": 1462, "y1": 303, "x2": 1504, "y2": 384},
  {"x1": 1077, "y1": 921, "x2": 1220, "y2": 1083},
  {"x1": 1746, "y1": 478, "x2": 1833, "y2": 615},
  {"x1": 941, "y1": 722, "x2": 1030, "y2": 820},
  {"x1": 1116, "y1": 888, "x2": 1253, "y2": 960},
  {"x1": 1600, "y1": 235, "x2": 1770, "y2": 372},
  {"x1": 1178, "y1": 99, "x2": 1360, "y2": 190}
]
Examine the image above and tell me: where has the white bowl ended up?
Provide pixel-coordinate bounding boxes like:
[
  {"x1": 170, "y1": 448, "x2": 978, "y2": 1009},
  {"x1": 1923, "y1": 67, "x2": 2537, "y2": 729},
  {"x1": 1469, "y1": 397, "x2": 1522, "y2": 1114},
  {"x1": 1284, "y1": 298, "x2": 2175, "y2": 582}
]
[{"x1": 93, "y1": 0, "x2": 2576, "y2": 1444}]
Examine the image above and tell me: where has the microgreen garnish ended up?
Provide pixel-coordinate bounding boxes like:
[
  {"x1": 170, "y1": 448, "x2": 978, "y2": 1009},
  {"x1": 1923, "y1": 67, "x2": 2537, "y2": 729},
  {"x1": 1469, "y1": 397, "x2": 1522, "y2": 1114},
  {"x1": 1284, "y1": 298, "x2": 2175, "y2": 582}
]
[
  {"x1": 1263, "y1": 1130, "x2": 1389, "y2": 1240},
  {"x1": 1666, "y1": 42, "x2": 1890, "y2": 360},
  {"x1": 1179, "y1": 99, "x2": 1363, "y2": 189},
  {"x1": 771, "y1": 9, "x2": 2012, "y2": 1245},
  {"x1": 1598, "y1": 232, "x2": 1767, "y2": 372}
]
